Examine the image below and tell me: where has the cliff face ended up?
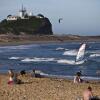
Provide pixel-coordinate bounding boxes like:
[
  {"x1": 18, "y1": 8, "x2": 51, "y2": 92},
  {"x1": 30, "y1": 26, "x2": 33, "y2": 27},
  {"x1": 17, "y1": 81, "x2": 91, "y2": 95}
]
[{"x1": 0, "y1": 16, "x2": 53, "y2": 35}]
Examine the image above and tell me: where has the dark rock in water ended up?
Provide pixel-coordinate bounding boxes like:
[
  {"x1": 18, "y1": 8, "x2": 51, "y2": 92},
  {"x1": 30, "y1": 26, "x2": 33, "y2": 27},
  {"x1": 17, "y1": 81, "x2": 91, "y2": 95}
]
[{"x1": 0, "y1": 16, "x2": 53, "y2": 35}]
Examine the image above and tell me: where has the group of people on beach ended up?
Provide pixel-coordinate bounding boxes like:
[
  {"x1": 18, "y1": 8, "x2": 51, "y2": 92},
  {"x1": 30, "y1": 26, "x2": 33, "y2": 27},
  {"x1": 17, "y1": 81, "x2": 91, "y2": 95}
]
[
  {"x1": 7, "y1": 69, "x2": 100, "y2": 100},
  {"x1": 7, "y1": 69, "x2": 40, "y2": 85}
]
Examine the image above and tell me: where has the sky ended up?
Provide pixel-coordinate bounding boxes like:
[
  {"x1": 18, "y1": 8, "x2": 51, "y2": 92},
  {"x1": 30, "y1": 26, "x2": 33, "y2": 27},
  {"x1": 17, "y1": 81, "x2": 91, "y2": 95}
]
[{"x1": 0, "y1": 0, "x2": 100, "y2": 36}]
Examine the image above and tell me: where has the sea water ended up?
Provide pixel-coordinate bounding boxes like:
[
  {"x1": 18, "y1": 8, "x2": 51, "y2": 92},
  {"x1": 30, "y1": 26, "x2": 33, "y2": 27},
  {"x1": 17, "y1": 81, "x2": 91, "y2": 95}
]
[{"x1": 0, "y1": 42, "x2": 100, "y2": 80}]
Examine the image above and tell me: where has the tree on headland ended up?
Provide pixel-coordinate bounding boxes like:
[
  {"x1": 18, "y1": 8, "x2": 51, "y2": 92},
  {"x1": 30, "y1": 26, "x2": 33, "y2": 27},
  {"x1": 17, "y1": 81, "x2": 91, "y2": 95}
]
[
  {"x1": 37, "y1": 14, "x2": 44, "y2": 18},
  {"x1": 7, "y1": 15, "x2": 12, "y2": 18}
]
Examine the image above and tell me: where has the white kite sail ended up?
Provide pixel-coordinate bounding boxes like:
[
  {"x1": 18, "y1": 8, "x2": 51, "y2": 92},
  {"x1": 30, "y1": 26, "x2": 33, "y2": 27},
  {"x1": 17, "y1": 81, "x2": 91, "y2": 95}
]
[{"x1": 76, "y1": 43, "x2": 86, "y2": 62}]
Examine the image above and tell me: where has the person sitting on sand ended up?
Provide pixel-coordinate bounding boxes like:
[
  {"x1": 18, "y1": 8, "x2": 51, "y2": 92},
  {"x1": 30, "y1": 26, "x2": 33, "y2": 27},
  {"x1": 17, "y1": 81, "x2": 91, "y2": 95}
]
[
  {"x1": 83, "y1": 86, "x2": 93, "y2": 100},
  {"x1": 20, "y1": 70, "x2": 26, "y2": 76},
  {"x1": 8, "y1": 69, "x2": 14, "y2": 84},
  {"x1": 74, "y1": 71, "x2": 83, "y2": 83},
  {"x1": 13, "y1": 73, "x2": 21, "y2": 84},
  {"x1": 8, "y1": 69, "x2": 21, "y2": 84}
]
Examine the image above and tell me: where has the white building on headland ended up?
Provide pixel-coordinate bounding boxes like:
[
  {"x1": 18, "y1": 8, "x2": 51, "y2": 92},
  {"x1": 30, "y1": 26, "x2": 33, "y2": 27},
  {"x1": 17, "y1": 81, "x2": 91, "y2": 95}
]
[
  {"x1": 7, "y1": 5, "x2": 33, "y2": 21},
  {"x1": 7, "y1": 15, "x2": 19, "y2": 21}
]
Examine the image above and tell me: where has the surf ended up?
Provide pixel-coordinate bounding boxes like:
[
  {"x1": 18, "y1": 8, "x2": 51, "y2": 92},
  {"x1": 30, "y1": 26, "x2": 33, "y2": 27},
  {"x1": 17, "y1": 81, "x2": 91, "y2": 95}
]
[
  {"x1": 21, "y1": 57, "x2": 56, "y2": 62},
  {"x1": 57, "y1": 43, "x2": 86, "y2": 65}
]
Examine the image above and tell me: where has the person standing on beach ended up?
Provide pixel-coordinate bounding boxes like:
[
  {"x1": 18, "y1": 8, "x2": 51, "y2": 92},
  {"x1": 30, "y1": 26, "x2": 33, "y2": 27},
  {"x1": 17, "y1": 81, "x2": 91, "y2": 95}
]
[
  {"x1": 83, "y1": 86, "x2": 93, "y2": 100},
  {"x1": 8, "y1": 69, "x2": 21, "y2": 84},
  {"x1": 8, "y1": 69, "x2": 14, "y2": 84},
  {"x1": 31, "y1": 69, "x2": 35, "y2": 77}
]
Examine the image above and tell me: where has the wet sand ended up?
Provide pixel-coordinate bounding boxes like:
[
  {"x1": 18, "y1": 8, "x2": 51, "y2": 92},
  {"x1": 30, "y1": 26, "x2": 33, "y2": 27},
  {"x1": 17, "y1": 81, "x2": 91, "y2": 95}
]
[{"x1": 0, "y1": 74, "x2": 100, "y2": 100}]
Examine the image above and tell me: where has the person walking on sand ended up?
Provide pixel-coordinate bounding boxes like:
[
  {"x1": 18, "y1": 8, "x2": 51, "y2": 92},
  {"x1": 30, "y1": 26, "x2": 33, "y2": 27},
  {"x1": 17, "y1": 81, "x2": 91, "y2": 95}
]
[{"x1": 83, "y1": 86, "x2": 93, "y2": 100}]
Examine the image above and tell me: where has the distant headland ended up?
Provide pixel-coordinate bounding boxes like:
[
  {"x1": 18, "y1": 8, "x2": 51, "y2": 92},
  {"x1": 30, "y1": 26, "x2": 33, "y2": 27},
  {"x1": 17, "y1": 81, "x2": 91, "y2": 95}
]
[
  {"x1": 0, "y1": 5, "x2": 100, "y2": 45},
  {"x1": 0, "y1": 5, "x2": 53, "y2": 35}
]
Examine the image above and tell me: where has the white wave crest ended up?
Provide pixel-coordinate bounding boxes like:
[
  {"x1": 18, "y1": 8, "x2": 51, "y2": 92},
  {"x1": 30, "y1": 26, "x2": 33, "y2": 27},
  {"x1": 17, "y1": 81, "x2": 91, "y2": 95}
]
[
  {"x1": 56, "y1": 47, "x2": 65, "y2": 51},
  {"x1": 9, "y1": 57, "x2": 21, "y2": 60},
  {"x1": 57, "y1": 59, "x2": 85, "y2": 65},
  {"x1": 21, "y1": 57, "x2": 56, "y2": 62},
  {"x1": 63, "y1": 50, "x2": 77, "y2": 56},
  {"x1": 0, "y1": 44, "x2": 38, "y2": 50},
  {"x1": 89, "y1": 54, "x2": 100, "y2": 58}
]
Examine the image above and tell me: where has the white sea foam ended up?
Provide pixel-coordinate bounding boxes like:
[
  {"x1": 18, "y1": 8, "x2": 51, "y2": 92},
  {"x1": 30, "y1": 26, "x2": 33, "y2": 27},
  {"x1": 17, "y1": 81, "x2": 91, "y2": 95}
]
[
  {"x1": 81, "y1": 76, "x2": 100, "y2": 80},
  {"x1": 56, "y1": 47, "x2": 65, "y2": 51},
  {"x1": 36, "y1": 73, "x2": 100, "y2": 80},
  {"x1": 0, "y1": 44, "x2": 38, "y2": 50},
  {"x1": 89, "y1": 50, "x2": 100, "y2": 54},
  {"x1": 63, "y1": 50, "x2": 77, "y2": 56},
  {"x1": 8, "y1": 45, "x2": 34, "y2": 50},
  {"x1": 57, "y1": 59, "x2": 85, "y2": 65},
  {"x1": 89, "y1": 54, "x2": 100, "y2": 58},
  {"x1": 9, "y1": 57, "x2": 21, "y2": 60},
  {"x1": 21, "y1": 57, "x2": 56, "y2": 62}
]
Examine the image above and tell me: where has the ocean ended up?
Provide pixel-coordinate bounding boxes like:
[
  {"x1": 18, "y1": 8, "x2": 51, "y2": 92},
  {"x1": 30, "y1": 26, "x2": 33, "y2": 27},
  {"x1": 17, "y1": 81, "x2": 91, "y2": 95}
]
[{"x1": 0, "y1": 42, "x2": 100, "y2": 80}]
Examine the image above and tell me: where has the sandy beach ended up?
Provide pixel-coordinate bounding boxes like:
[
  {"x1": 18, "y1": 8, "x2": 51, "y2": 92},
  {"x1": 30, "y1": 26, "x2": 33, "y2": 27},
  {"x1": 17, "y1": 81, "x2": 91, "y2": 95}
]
[{"x1": 0, "y1": 74, "x2": 100, "y2": 100}]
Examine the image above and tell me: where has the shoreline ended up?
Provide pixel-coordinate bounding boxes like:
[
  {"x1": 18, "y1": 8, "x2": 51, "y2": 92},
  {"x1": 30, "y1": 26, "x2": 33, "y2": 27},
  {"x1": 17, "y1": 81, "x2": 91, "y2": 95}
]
[{"x1": 0, "y1": 71, "x2": 100, "y2": 82}]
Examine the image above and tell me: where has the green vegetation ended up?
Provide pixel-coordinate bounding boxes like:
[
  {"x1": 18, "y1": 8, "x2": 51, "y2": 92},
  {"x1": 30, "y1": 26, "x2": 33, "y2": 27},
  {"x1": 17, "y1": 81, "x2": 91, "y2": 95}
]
[{"x1": 0, "y1": 16, "x2": 53, "y2": 35}]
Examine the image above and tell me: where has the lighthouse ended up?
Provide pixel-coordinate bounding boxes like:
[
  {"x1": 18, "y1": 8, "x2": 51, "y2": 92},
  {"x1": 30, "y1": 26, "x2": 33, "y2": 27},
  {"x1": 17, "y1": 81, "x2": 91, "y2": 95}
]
[{"x1": 19, "y1": 5, "x2": 27, "y2": 18}]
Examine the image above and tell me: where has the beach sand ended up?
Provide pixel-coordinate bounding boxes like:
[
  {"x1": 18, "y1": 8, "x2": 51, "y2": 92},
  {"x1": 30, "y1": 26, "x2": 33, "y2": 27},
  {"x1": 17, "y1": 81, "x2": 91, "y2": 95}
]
[{"x1": 0, "y1": 74, "x2": 100, "y2": 100}]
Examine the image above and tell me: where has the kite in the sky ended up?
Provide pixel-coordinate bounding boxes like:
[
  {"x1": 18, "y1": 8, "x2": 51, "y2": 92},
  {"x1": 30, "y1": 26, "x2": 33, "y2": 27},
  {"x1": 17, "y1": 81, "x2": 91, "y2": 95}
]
[{"x1": 58, "y1": 18, "x2": 63, "y2": 23}]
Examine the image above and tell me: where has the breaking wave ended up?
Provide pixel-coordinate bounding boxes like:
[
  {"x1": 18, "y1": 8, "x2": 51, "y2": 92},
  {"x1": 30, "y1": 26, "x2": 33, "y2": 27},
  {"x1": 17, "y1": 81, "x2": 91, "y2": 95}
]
[
  {"x1": 56, "y1": 47, "x2": 66, "y2": 51},
  {"x1": 0, "y1": 44, "x2": 38, "y2": 50},
  {"x1": 21, "y1": 57, "x2": 56, "y2": 62},
  {"x1": 63, "y1": 50, "x2": 77, "y2": 56},
  {"x1": 57, "y1": 59, "x2": 85, "y2": 65},
  {"x1": 89, "y1": 53, "x2": 100, "y2": 58},
  {"x1": 9, "y1": 57, "x2": 23, "y2": 60}
]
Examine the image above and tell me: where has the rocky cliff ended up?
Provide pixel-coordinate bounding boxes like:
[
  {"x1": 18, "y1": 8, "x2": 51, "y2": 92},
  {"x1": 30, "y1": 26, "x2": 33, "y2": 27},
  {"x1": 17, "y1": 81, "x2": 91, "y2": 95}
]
[{"x1": 0, "y1": 16, "x2": 53, "y2": 35}]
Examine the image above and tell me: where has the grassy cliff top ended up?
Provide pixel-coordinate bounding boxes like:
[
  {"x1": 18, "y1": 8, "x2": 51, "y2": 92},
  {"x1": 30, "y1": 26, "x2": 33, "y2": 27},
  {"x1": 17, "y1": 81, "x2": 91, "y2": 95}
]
[{"x1": 0, "y1": 16, "x2": 53, "y2": 35}]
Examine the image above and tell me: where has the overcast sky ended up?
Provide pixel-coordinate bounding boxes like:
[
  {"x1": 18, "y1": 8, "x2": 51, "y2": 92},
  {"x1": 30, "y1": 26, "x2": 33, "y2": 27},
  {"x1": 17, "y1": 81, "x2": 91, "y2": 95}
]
[{"x1": 0, "y1": 0, "x2": 100, "y2": 36}]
